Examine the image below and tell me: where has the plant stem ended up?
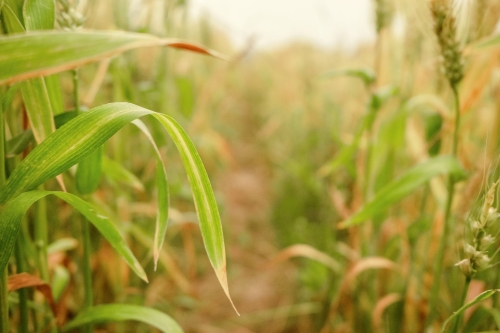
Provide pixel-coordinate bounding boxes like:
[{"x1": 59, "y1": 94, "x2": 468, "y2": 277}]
[
  {"x1": 73, "y1": 70, "x2": 80, "y2": 113},
  {"x1": 15, "y1": 240, "x2": 29, "y2": 333},
  {"x1": 452, "y1": 277, "x2": 471, "y2": 333},
  {"x1": 427, "y1": 86, "x2": 460, "y2": 326},
  {"x1": 0, "y1": 91, "x2": 10, "y2": 333},
  {"x1": 81, "y1": 215, "x2": 93, "y2": 333}
]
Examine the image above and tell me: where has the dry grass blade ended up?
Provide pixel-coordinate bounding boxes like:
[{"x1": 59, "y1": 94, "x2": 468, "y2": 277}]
[
  {"x1": 344, "y1": 257, "x2": 400, "y2": 287},
  {"x1": 372, "y1": 293, "x2": 403, "y2": 331},
  {"x1": 269, "y1": 244, "x2": 342, "y2": 273},
  {"x1": 8, "y1": 272, "x2": 58, "y2": 317}
]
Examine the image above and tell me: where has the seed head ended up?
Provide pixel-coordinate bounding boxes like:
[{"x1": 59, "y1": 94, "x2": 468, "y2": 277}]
[
  {"x1": 57, "y1": 0, "x2": 86, "y2": 30},
  {"x1": 375, "y1": 0, "x2": 393, "y2": 33},
  {"x1": 430, "y1": 0, "x2": 464, "y2": 88},
  {"x1": 457, "y1": 180, "x2": 499, "y2": 278}
]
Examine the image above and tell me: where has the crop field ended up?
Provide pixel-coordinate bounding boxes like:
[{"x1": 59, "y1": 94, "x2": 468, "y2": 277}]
[{"x1": 2, "y1": 0, "x2": 500, "y2": 332}]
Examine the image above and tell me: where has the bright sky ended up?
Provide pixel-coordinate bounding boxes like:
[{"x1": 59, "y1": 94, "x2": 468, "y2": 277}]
[{"x1": 189, "y1": 0, "x2": 376, "y2": 50}]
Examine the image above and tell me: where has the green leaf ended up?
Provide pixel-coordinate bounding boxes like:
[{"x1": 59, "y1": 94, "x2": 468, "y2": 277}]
[
  {"x1": 441, "y1": 289, "x2": 499, "y2": 333},
  {"x1": 320, "y1": 67, "x2": 376, "y2": 86},
  {"x1": 6, "y1": 130, "x2": 33, "y2": 157},
  {"x1": 471, "y1": 34, "x2": 500, "y2": 50},
  {"x1": 0, "y1": 30, "x2": 227, "y2": 86},
  {"x1": 23, "y1": 0, "x2": 55, "y2": 31},
  {"x1": 19, "y1": 78, "x2": 56, "y2": 144},
  {"x1": 62, "y1": 304, "x2": 183, "y2": 333},
  {"x1": 0, "y1": 190, "x2": 148, "y2": 282},
  {"x1": 339, "y1": 155, "x2": 467, "y2": 228},
  {"x1": 101, "y1": 156, "x2": 144, "y2": 191},
  {"x1": 76, "y1": 146, "x2": 103, "y2": 195},
  {"x1": 44, "y1": 75, "x2": 64, "y2": 115},
  {"x1": 131, "y1": 120, "x2": 169, "y2": 270},
  {"x1": 1, "y1": 82, "x2": 20, "y2": 111},
  {"x1": 0, "y1": 102, "x2": 234, "y2": 308},
  {"x1": 175, "y1": 76, "x2": 195, "y2": 118},
  {"x1": 1, "y1": 3, "x2": 24, "y2": 33},
  {"x1": 0, "y1": 103, "x2": 150, "y2": 204},
  {"x1": 5, "y1": 111, "x2": 78, "y2": 157},
  {"x1": 152, "y1": 114, "x2": 236, "y2": 311}
]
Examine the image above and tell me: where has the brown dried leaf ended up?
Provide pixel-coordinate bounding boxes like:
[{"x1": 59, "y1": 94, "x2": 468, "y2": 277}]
[
  {"x1": 269, "y1": 244, "x2": 341, "y2": 273},
  {"x1": 8, "y1": 272, "x2": 57, "y2": 317}
]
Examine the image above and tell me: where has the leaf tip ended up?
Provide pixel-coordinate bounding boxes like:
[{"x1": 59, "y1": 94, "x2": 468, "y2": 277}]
[{"x1": 215, "y1": 265, "x2": 239, "y2": 316}]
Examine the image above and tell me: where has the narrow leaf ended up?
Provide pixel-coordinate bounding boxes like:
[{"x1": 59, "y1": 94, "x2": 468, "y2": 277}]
[
  {"x1": 62, "y1": 304, "x2": 183, "y2": 333},
  {"x1": 0, "y1": 190, "x2": 148, "y2": 282},
  {"x1": 0, "y1": 30, "x2": 227, "y2": 85},
  {"x1": 441, "y1": 289, "x2": 499, "y2": 333},
  {"x1": 23, "y1": 0, "x2": 55, "y2": 31},
  {"x1": 153, "y1": 114, "x2": 237, "y2": 313},
  {"x1": 339, "y1": 155, "x2": 467, "y2": 228},
  {"x1": 76, "y1": 146, "x2": 103, "y2": 195},
  {"x1": 102, "y1": 156, "x2": 144, "y2": 191},
  {"x1": 131, "y1": 120, "x2": 169, "y2": 270},
  {"x1": 0, "y1": 103, "x2": 151, "y2": 204}
]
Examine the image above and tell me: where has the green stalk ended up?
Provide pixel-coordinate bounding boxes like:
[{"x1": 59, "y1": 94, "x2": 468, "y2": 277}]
[
  {"x1": 0, "y1": 90, "x2": 10, "y2": 333},
  {"x1": 0, "y1": 268, "x2": 7, "y2": 333},
  {"x1": 427, "y1": 86, "x2": 460, "y2": 326},
  {"x1": 15, "y1": 240, "x2": 29, "y2": 333},
  {"x1": 81, "y1": 213, "x2": 93, "y2": 333},
  {"x1": 451, "y1": 276, "x2": 471, "y2": 333},
  {"x1": 73, "y1": 70, "x2": 80, "y2": 113},
  {"x1": 74, "y1": 68, "x2": 93, "y2": 333}
]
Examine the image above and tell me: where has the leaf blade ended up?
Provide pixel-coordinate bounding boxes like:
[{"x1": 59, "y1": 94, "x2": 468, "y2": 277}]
[
  {"x1": 339, "y1": 155, "x2": 467, "y2": 228},
  {"x1": 62, "y1": 304, "x2": 183, "y2": 333},
  {"x1": 0, "y1": 30, "x2": 227, "y2": 85},
  {"x1": 0, "y1": 190, "x2": 148, "y2": 282}
]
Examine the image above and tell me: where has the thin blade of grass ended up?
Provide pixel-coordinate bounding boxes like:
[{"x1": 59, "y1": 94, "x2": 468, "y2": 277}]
[
  {"x1": 153, "y1": 114, "x2": 237, "y2": 313},
  {"x1": 270, "y1": 244, "x2": 342, "y2": 273},
  {"x1": 0, "y1": 30, "x2": 228, "y2": 86},
  {"x1": 440, "y1": 290, "x2": 499, "y2": 333},
  {"x1": 0, "y1": 190, "x2": 148, "y2": 282},
  {"x1": 62, "y1": 304, "x2": 183, "y2": 333},
  {"x1": 131, "y1": 120, "x2": 169, "y2": 271},
  {"x1": 339, "y1": 155, "x2": 466, "y2": 228}
]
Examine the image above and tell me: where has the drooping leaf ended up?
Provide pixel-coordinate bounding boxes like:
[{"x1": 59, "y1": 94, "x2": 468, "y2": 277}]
[
  {"x1": 339, "y1": 155, "x2": 467, "y2": 228},
  {"x1": 0, "y1": 102, "x2": 234, "y2": 308},
  {"x1": 62, "y1": 304, "x2": 183, "y2": 333},
  {"x1": 440, "y1": 289, "x2": 499, "y2": 333},
  {"x1": 0, "y1": 30, "x2": 227, "y2": 86},
  {"x1": 131, "y1": 120, "x2": 169, "y2": 270},
  {"x1": 0, "y1": 190, "x2": 148, "y2": 282}
]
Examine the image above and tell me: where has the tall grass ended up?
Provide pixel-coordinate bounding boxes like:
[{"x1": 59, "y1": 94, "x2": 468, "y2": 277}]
[{"x1": 1, "y1": 0, "x2": 234, "y2": 332}]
